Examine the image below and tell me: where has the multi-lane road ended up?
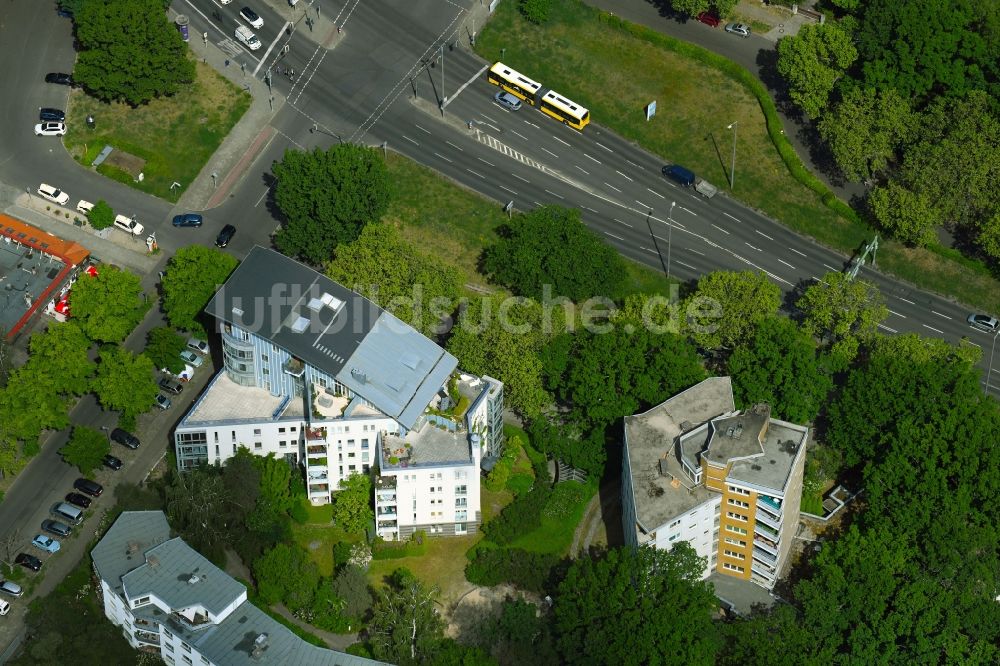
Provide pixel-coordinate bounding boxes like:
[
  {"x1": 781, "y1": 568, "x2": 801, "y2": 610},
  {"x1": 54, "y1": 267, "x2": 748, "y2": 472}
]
[{"x1": 1, "y1": 0, "x2": 998, "y2": 394}]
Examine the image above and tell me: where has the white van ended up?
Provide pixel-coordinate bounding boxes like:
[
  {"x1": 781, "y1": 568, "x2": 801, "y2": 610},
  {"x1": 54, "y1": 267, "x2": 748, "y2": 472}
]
[
  {"x1": 0, "y1": 599, "x2": 9, "y2": 616},
  {"x1": 113, "y1": 214, "x2": 144, "y2": 236},
  {"x1": 235, "y1": 25, "x2": 261, "y2": 51},
  {"x1": 53, "y1": 502, "x2": 83, "y2": 525}
]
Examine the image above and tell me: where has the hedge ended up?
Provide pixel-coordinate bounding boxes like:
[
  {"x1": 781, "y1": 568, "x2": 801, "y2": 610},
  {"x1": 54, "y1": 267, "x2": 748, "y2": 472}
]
[
  {"x1": 371, "y1": 530, "x2": 427, "y2": 560},
  {"x1": 464, "y1": 547, "x2": 560, "y2": 592}
]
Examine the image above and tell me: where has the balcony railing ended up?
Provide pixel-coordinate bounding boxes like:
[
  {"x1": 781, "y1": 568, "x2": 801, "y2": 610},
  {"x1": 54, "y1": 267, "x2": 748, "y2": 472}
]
[
  {"x1": 377, "y1": 509, "x2": 397, "y2": 519},
  {"x1": 753, "y1": 546, "x2": 777, "y2": 565},
  {"x1": 307, "y1": 444, "x2": 327, "y2": 455},
  {"x1": 134, "y1": 630, "x2": 160, "y2": 646},
  {"x1": 757, "y1": 495, "x2": 782, "y2": 518},
  {"x1": 306, "y1": 457, "x2": 328, "y2": 468},
  {"x1": 306, "y1": 427, "x2": 327, "y2": 443},
  {"x1": 377, "y1": 495, "x2": 397, "y2": 506},
  {"x1": 754, "y1": 536, "x2": 778, "y2": 556},
  {"x1": 283, "y1": 357, "x2": 305, "y2": 377},
  {"x1": 751, "y1": 562, "x2": 776, "y2": 579},
  {"x1": 754, "y1": 521, "x2": 779, "y2": 540},
  {"x1": 378, "y1": 520, "x2": 398, "y2": 529},
  {"x1": 755, "y1": 510, "x2": 781, "y2": 531}
]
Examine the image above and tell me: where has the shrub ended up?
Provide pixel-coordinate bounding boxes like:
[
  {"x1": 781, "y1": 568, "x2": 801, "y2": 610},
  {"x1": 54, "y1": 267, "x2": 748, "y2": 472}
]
[
  {"x1": 465, "y1": 547, "x2": 560, "y2": 592},
  {"x1": 485, "y1": 436, "x2": 522, "y2": 492},
  {"x1": 519, "y1": 0, "x2": 553, "y2": 24},
  {"x1": 289, "y1": 500, "x2": 309, "y2": 525},
  {"x1": 542, "y1": 482, "x2": 590, "y2": 520},
  {"x1": 371, "y1": 531, "x2": 427, "y2": 560},
  {"x1": 333, "y1": 541, "x2": 354, "y2": 569},
  {"x1": 483, "y1": 482, "x2": 551, "y2": 544},
  {"x1": 506, "y1": 473, "x2": 534, "y2": 496}
]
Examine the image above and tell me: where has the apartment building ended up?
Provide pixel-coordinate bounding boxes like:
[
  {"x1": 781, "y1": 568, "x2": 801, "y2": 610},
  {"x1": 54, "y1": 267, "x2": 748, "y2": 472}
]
[
  {"x1": 173, "y1": 246, "x2": 504, "y2": 538},
  {"x1": 91, "y1": 511, "x2": 387, "y2": 665},
  {"x1": 621, "y1": 377, "x2": 807, "y2": 589}
]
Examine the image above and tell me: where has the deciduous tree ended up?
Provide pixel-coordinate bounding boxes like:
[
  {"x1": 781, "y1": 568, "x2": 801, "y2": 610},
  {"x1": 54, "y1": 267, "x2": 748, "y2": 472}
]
[
  {"x1": 274, "y1": 145, "x2": 391, "y2": 264},
  {"x1": 162, "y1": 245, "x2": 239, "y2": 333},
  {"x1": 684, "y1": 271, "x2": 781, "y2": 350},
  {"x1": 69, "y1": 265, "x2": 148, "y2": 343},
  {"x1": 92, "y1": 347, "x2": 158, "y2": 421},
  {"x1": 483, "y1": 206, "x2": 628, "y2": 303},
  {"x1": 867, "y1": 182, "x2": 937, "y2": 246},
  {"x1": 144, "y1": 327, "x2": 187, "y2": 374},
  {"x1": 332, "y1": 564, "x2": 374, "y2": 619},
  {"x1": 86, "y1": 200, "x2": 114, "y2": 231},
  {"x1": 776, "y1": 23, "x2": 857, "y2": 119},
  {"x1": 253, "y1": 543, "x2": 321, "y2": 611},
  {"x1": 368, "y1": 570, "x2": 446, "y2": 666},
  {"x1": 74, "y1": 0, "x2": 195, "y2": 106},
  {"x1": 796, "y1": 271, "x2": 886, "y2": 363},
  {"x1": 332, "y1": 473, "x2": 373, "y2": 535},
  {"x1": 60, "y1": 426, "x2": 110, "y2": 475},
  {"x1": 27, "y1": 322, "x2": 94, "y2": 396},
  {"x1": 165, "y1": 467, "x2": 234, "y2": 564}
]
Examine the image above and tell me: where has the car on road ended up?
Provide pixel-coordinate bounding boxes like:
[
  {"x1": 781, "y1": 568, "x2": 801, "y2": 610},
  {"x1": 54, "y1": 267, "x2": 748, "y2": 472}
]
[
  {"x1": 159, "y1": 376, "x2": 184, "y2": 395},
  {"x1": 15, "y1": 553, "x2": 42, "y2": 572},
  {"x1": 34, "y1": 121, "x2": 66, "y2": 137},
  {"x1": 76, "y1": 200, "x2": 94, "y2": 215},
  {"x1": 110, "y1": 428, "x2": 140, "y2": 449},
  {"x1": 45, "y1": 72, "x2": 73, "y2": 86},
  {"x1": 31, "y1": 534, "x2": 60, "y2": 554},
  {"x1": 967, "y1": 313, "x2": 999, "y2": 333},
  {"x1": 179, "y1": 350, "x2": 204, "y2": 367},
  {"x1": 0, "y1": 581, "x2": 23, "y2": 598},
  {"x1": 103, "y1": 454, "x2": 123, "y2": 471},
  {"x1": 154, "y1": 393, "x2": 172, "y2": 410},
  {"x1": 65, "y1": 492, "x2": 92, "y2": 509},
  {"x1": 493, "y1": 91, "x2": 522, "y2": 112},
  {"x1": 39, "y1": 108, "x2": 65, "y2": 122},
  {"x1": 696, "y1": 11, "x2": 721, "y2": 27},
  {"x1": 187, "y1": 338, "x2": 209, "y2": 355},
  {"x1": 113, "y1": 214, "x2": 144, "y2": 236},
  {"x1": 662, "y1": 164, "x2": 696, "y2": 187},
  {"x1": 37, "y1": 183, "x2": 70, "y2": 205},
  {"x1": 172, "y1": 213, "x2": 203, "y2": 227},
  {"x1": 74, "y1": 478, "x2": 103, "y2": 498},
  {"x1": 240, "y1": 6, "x2": 264, "y2": 29},
  {"x1": 725, "y1": 23, "x2": 751, "y2": 38},
  {"x1": 215, "y1": 224, "x2": 236, "y2": 248},
  {"x1": 41, "y1": 519, "x2": 73, "y2": 537}
]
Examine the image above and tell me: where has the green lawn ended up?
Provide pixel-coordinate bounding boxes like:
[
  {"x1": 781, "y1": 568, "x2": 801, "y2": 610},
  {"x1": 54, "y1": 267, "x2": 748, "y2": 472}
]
[
  {"x1": 63, "y1": 60, "x2": 250, "y2": 203},
  {"x1": 475, "y1": 0, "x2": 1000, "y2": 313},
  {"x1": 367, "y1": 533, "x2": 483, "y2": 607},
  {"x1": 508, "y1": 481, "x2": 596, "y2": 556},
  {"x1": 291, "y1": 523, "x2": 360, "y2": 577}
]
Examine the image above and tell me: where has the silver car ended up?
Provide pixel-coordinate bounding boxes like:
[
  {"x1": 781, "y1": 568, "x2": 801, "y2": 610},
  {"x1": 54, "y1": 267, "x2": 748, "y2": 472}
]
[
  {"x1": 0, "y1": 581, "x2": 22, "y2": 597},
  {"x1": 494, "y1": 91, "x2": 522, "y2": 112},
  {"x1": 725, "y1": 23, "x2": 751, "y2": 38},
  {"x1": 967, "y1": 313, "x2": 999, "y2": 333}
]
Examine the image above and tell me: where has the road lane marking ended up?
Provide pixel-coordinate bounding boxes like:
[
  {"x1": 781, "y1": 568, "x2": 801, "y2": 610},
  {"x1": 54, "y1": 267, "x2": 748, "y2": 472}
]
[
  {"x1": 582, "y1": 206, "x2": 598, "y2": 213},
  {"x1": 613, "y1": 218, "x2": 633, "y2": 228},
  {"x1": 595, "y1": 141, "x2": 613, "y2": 153},
  {"x1": 898, "y1": 297, "x2": 916, "y2": 305},
  {"x1": 677, "y1": 260, "x2": 696, "y2": 271},
  {"x1": 415, "y1": 124, "x2": 432, "y2": 135},
  {"x1": 605, "y1": 231, "x2": 624, "y2": 241},
  {"x1": 790, "y1": 248, "x2": 807, "y2": 257},
  {"x1": 778, "y1": 259, "x2": 795, "y2": 269},
  {"x1": 542, "y1": 147, "x2": 558, "y2": 158},
  {"x1": 584, "y1": 153, "x2": 601, "y2": 164},
  {"x1": 525, "y1": 121, "x2": 541, "y2": 129},
  {"x1": 254, "y1": 187, "x2": 270, "y2": 207},
  {"x1": 466, "y1": 168, "x2": 485, "y2": 179},
  {"x1": 433, "y1": 152, "x2": 453, "y2": 163},
  {"x1": 745, "y1": 243, "x2": 762, "y2": 252},
  {"x1": 930, "y1": 310, "x2": 951, "y2": 320},
  {"x1": 477, "y1": 157, "x2": 495, "y2": 167},
  {"x1": 878, "y1": 323, "x2": 898, "y2": 333},
  {"x1": 616, "y1": 170, "x2": 633, "y2": 182},
  {"x1": 482, "y1": 122, "x2": 501, "y2": 132},
  {"x1": 640, "y1": 246, "x2": 658, "y2": 255},
  {"x1": 680, "y1": 206, "x2": 697, "y2": 216},
  {"x1": 723, "y1": 212, "x2": 741, "y2": 223},
  {"x1": 823, "y1": 263, "x2": 837, "y2": 271},
  {"x1": 604, "y1": 182, "x2": 622, "y2": 193},
  {"x1": 401, "y1": 134, "x2": 419, "y2": 145},
  {"x1": 922, "y1": 324, "x2": 944, "y2": 335},
  {"x1": 711, "y1": 224, "x2": 730, "y2": 235},
  {"x1": 626, "y1": 159, "x2": 641, "y2": 168},
  {"x1": 512, "y1": 130, "x2": 528, "y2": 140},
  {"x1": 575, "y1": 165, "x2": 590, "y2": 175},
  {"x1": 533, "y1": 201, "x2": 542, "y2": 206},
  {"x1": 688, "y1": 248, "x2": 705, "y2": 256},
  {"x1": 481, "y1": 113, "x2": 499, "y2": 123},
  {"x1": 552, "y1": 135, "x2": 570, "y2": 146},
  {"x1": 513, "y1": 173, "x2": 530, "y2": 183},
  {"x1": 887, "y1": 309, "x2": 906, "y2": 318},
  {"x1": 445, "y1": 141, "x2": 463, "y2": 151},
  {"x1": 635, "y1": 199, "x2": 651, "y2": 209},
  {"x1": 544, "y1": 189, "x2": 565, "y2": 199},
  {"x1": 646, "y1": 188, "x2": 666, "y2": 199},
  {"x1": 499, "y1": 185, "x2": 517, "y2": 195},
  {"x1": 755, "y1": 229, "x2": 774, "y2": 241}
]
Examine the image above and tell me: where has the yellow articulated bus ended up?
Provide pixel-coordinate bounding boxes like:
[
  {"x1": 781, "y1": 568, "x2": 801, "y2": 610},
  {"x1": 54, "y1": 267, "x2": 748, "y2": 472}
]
[{"x1": 487, "y1": 62, "x2": 591, "y2": 131}]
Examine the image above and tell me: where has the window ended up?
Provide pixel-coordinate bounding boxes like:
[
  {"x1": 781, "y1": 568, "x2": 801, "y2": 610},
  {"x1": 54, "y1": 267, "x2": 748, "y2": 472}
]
[
  {"x1": 362, "y1": 452, "x2": 369, "y2": 462},
  {"x1": 669, "y1": 519, "x2": 681, "y2": 528},
  {"x1": 725, "y1": 537, "x2": 746, "y2": 547},
  {"x1": 254, "y1": 441, "x2": 262, "y2": 449},
  {"x1": 363, "y1": 464, "x2": 370, "y2": 474},
  {"x1": 455, "y1": 498, "x2": 467, "y2": 508},
  {"x1": 134, "y1": 596, "x2": 150, "y2": 607},
  {"x1": 455, "y1": 484, "x2": 467, "y2": 496},
  {"x1": 722, "y1": 562, "x2": 745, "y2": 573},
  {"x1": 279, "y1": 440, "x2": 287, "y2": 448},
  {"x1": 181, "y1": 641, "x2": 191, "y2": 652},
  {"x1": 278, "y1": 427, "x2": 286, "y2": 434},
  {"x1": 724, "y1": 550, "x2": 746, "y2": 560},
  {"x1": 215, "y1": 445, "x2": 219, "y2": 458},
  {"x1": 668, "y1": 534, "x2": 678, "y2": 542},
  {"x1": 232, "y1": 443, "x2": 236, "y2": 455},
  {"x1": 456, "y1": 523, "x2": 467, "y2": 534},
  {"x1": 182, "y1": 656, "x2": 193, "y2": 666},
  {"x1": 349, "y1": 465, "x2": 356, "y2": 471},
  {"x1": 728, "y1": 485, "x2": 751, "y2": 496},
  {"x1": 728, "y1": 498, "x2": 750, "y2": 509},
  {"x1": 348, "y1": 452, "x2": 356, "y2": 458},
  {"x1": 163, "y1": 627, "x2": 174, "y2": 639},
  {"x1": 727, "y1": 511, "x2": 748, "y2": 522},
  {"x1": 290, "y1": 426, "x2": 297, "y2": 432},
  {"x1": 165, "y1": 643, "x2": 175, "y2": 653},
  {"x1": 231, "y1": 431, "x2": 236, "y2": 442},
  {"x1": 726, "y1": 525, "x2": 748, "y2": 535},
  {"x1": 263, "y1": 368, "x2": 269, "y2": 375},
  {"x1": 213, "y1": 432, "x2": 219, "y2": 443},
  {"x1": 263, "y1": 354, "x2": 269, "y2": 362}
]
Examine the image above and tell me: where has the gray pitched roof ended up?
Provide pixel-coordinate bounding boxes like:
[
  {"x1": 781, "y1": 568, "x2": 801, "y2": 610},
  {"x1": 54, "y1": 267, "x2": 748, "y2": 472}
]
[
  {"x1": 91, "y1": 511, "x2": 171, "y2": 596},
  {"x1": 122, "y1": 538, "x2": 246, "y2": 618},
  {"x1": 205, "y1": 247, "x2": 456, "y2": 429}
]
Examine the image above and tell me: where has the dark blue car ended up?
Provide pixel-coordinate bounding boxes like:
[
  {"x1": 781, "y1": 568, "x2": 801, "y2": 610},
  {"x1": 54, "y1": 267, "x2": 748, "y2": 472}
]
[
  {"x1": 172, "y1": 213, "x2": 203, "y2": 227},
  {"x1": 39, "y1": 108, "x2": 65, "y2": 122}
]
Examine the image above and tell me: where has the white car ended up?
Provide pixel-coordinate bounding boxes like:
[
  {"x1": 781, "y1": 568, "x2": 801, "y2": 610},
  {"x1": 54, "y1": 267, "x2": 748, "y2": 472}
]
[
  {"x1": 725, "y1": 23, "x2": 751, "y2": 38},
  {"x1": 35, "y1": 121, "x2": 66, "y2": 136},
  {"x1": 187, "y1": 338, "x2": 209, "y2": 355},
  {"x1": 179, "y1": 350, "x2": 204, "y2": 367},
  {"x1": 240, "y1": 7, "x2": 264, "y2": 29},
  {"x1": 113, "y1": 214, "x2": 144, "y2": 236},
  {"x1": 37, "y1": 183, "x2": 70, "y2": 205},
  {"x1": 76, "y1": 200, "x2": 94, "y2": 215}
]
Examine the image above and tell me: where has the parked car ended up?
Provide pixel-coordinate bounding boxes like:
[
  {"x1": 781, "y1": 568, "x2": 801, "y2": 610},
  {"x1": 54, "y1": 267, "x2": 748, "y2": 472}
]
[
  {"x1": 179, "y1": 350, "x2": 204, "y2": 367},
  {"x1": 37, "y1": 183, "x2": 70, "y2": 205},
  {"x1": 239, "y1": 6, "x2": 263, "y2": 29},
  {"x1": 34, "y1": 121, "x2": 66, "y2": 136},
  {"x1": 102, "y1": 454, "x2": 123, "y2": 471},
  {"x1": 65, "y1": 492, "x2": 92, "y2": 509},
  {"x1": 696, "y1": 11, "x2": 721, "y2": 27},
  {"x1": 113, "y1": 214, "x2": 144, "y2": 236},
  {"x1": 31, "y1": 534, "x2": 60, "y2": 554},
  {"x1": 0, "y1": 600, "x2": 8, "y2": 615},
  {"x1": 15, "y1": 553, "x2": 42, "y2": 572},
  {"x1": 73, "y1": 478, "x2": 103, "y2": 497},
  {"x1": 41, "y1": 519, "x2": 73, "y2": 537},
  {"x1": 662, "y1": 164, "x2": 696, "y2": 187},
  {"x1": 154, "y1": 393, "x2": 172, "y2": 410},
  {"x1": 967, "y1": 313, "x2": 999, "y2": 333},
  {"x1": 0, "y1": 581, "x2": 23, "y2": 597},
  {"x1": 39, "y1": 108, "x2": 65, "y2": 122},
  {"x1": 172, "y1": 213, "x2": 203, "y2": 227},
  {"x1": 215, "y1": 224, "x2": 236, "y2": 248},
  {"x1": 187, "y1": 338, "x2": 209, "y2": 355},
  {"x1": 725, "y1": 23, "x2": 751, "y2": 38},
  {"x1": 44, "y1": 72, "x2": 73, "y2": 86},
  {"x1": 110, "y1": 428, "x2": 140, "y2": 449},
  {"x1": 159, "y1": 376, "x2": 184, "y2": 395},
  {"x1": 493, "y1": 91, "x2": 522, "y2": 112},
  {"x1": 76, "y1": 200, "x2": 94, "y2": 215}
]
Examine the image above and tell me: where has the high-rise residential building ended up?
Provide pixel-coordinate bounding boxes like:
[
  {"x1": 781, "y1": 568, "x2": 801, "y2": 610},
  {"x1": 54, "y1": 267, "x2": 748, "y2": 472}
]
[
  {"x1": 173, "y1": 247, "x2": 504, "y2": 539},
  {"x1": 91, "y1": 511, "x2": 388, "y2": 665},
  {"x1": 621, "y1": 377, "x2": 807, "y2": 589}
]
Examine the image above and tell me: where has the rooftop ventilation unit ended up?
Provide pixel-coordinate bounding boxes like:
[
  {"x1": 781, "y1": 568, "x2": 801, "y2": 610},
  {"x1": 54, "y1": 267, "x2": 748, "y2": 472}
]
[
  {"x1": 306, "y1": 297, "x2": 324, "y2": 312},
  {"x1": 232, "y1": 306, "x2": 244, "y2": 317},
  {"x1": 251, "y1": 633, "x2": 269, "y2": 659},
  {"x1": 400, "y1": 353, "x2": 421, "y2": 370},
  {"x1": 187, "y1": 574, "x2": 201, "y2": 585},
  {"x1": 291, "y1": 315, "x2": 309, "y2": 333},
  {"x1": 351, "y1": 368, "x2": 368, "y2": 383},
  {"x1": 320, "y1": 292, "x2": 343, "y2": 310}
]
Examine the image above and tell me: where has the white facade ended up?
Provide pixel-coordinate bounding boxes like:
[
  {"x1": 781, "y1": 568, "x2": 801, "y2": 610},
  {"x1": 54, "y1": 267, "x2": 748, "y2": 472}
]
[{"x1": 650, "y1": 496, "x2": 722, "y2": 580}]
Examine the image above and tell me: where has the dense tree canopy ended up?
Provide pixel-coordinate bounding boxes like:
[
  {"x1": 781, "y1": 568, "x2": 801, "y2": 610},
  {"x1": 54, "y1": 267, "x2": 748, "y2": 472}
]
[
  {"x1": 727, "y1": 316, "x2": 832, "y2": 424},
  {"x1": 796, "y1": 272, "x2": 886, "y2": 363},
  {"x1": 483, "y1": 206, "x2": 628, "y2": 302},
  {"x1": 69, "y1": 265, "x2": 148, "y2": 343},
  {"x1": 145, "y1": 327, "x2": 187, "y2": 374},
  {"x1": 367, "y1": 570, "x2": 447, "y2": 666},
  {"x1": 327, "y1": 224, "x2": 461, "y2": 337},
  {"x1": 776, "y1": 23, "x2": 857, "y2": 118},
  {"x1": 274, "y1": 146, "x2": 391, "y2": 264},
  {"x1": 27, "y1": 322, "x2": 94, "y2": 396},
  {"x1": 91, "y1": 347, "x2": 158, "y2": 422},
  {"x1": 553, "y1": 544, "x2": 719, "y2": 665},
  {"x1": 332, "y1": 473, "x2": 373, "y2": 535},
  {"x1": 684, "y1": 271, "x2": 781, "y2": 350},
  {"x1": 74, "y1": 0, "x2": 195, "y2": 105},
  {"x1": 60, "y1": 426, "x2": 110, "y2": 475},
  {"x1": 162, "y1": 245, "x2": 239, "y2": 333},
  {"x1": 254, "y1": 543, "x2": 321, "y2": 610}
]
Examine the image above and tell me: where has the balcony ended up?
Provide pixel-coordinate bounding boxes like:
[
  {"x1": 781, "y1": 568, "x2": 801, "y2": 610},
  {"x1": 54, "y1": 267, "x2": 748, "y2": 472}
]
[
  {"x1": 751, "y1": 563, "x2": 776, "y2": 581},
  {"x1": 455, "y1": 510, "x2": 468, "y2": 522},
  {"x1": 307, "y1": 443, "x2": 327, "y2": 457},
  {"x1": 283, "y1": 356, "x2": 305, "y2": 377},
  {"x1": 306, "y1": 427, "x2": 327, "y2": 443},
  {"x1": 757, "y1": 495, "x2": 782, "y2": 518},
  {"x1": 754, "y1": 535, "x2": 778, "y2": 556},
  {"x1": 755, "y1": 510, "x2": 781, "y2": 531},
  {"x1": 754, "y1": 520, "x2": 779, "y2": 540},
  {"x1": 378, "y1": 519, "x2": 398, "y2": 530},
  {"x1": 377, "y1": 508, "x2": 397, "y2": 519},
  {"x1": 753, "y1": 546, "x2": 777, "y2": 566},
  {"x1": 306, "y1": 457, "x2": 328, "y2": 469},
  {"x1": 133, "y1": 629, "x2": 160, "y2": 646},
  {"x1": 308, "y1": 484, "x2": 330, "y2": 495}
]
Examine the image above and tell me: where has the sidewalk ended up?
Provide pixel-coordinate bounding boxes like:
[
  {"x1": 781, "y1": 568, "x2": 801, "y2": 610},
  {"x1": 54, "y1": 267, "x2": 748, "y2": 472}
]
[{"x1": 259, "y1": 0, "x2": 345, "y2": 49}]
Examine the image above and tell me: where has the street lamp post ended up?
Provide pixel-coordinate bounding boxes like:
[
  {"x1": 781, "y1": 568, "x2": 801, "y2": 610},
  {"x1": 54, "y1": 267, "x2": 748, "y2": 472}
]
[
  {"x1": 667, "y1": 201, "x2": 676, "y2": 280},
  {"x1": 726, "y1": 122, "x2": 737, "y2": 189}
]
